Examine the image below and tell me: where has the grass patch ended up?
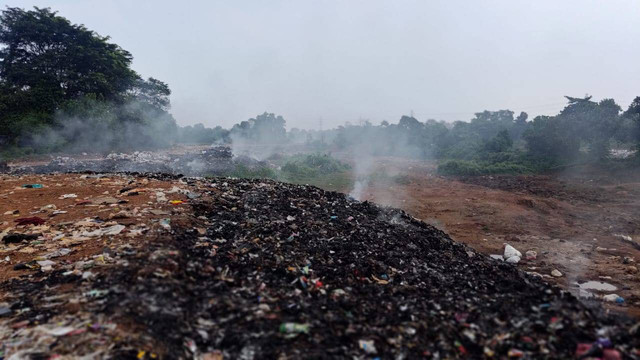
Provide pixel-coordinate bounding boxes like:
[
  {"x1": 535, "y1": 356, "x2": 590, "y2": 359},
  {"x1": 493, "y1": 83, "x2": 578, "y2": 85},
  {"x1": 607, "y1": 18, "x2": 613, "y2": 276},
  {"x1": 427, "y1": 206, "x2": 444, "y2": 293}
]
[
  {"x1": 216, "y1": 153, "x2": 354, "y2": 192},
  {"x1": 280, "y1": 153, "x2": 350, "y2": 176},
  {"x1": 279, "y1": 153, "x2": 352, "y2": 191}
]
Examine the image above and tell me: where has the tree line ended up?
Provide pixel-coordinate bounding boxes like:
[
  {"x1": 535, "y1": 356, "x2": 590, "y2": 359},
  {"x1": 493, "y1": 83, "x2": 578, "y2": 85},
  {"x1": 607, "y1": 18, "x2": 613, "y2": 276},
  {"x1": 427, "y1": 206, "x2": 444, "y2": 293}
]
[{"x1": 1, "y1": 7, "x2": 639, "y2": 175}]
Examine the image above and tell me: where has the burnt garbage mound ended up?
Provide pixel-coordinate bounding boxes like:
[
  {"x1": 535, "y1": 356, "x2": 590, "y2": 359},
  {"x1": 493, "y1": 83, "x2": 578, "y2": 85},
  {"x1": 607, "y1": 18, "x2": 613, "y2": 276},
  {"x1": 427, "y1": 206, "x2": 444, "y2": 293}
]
[
  {"x1": 6, "y1": 146, "x2": 267, "y2": 177},
  {"x1": 2, "y1": 176, "x2": 638, "y2": 358},
  {"x1": 100, "y1": 178, "x2": 636, "y2": 357}
]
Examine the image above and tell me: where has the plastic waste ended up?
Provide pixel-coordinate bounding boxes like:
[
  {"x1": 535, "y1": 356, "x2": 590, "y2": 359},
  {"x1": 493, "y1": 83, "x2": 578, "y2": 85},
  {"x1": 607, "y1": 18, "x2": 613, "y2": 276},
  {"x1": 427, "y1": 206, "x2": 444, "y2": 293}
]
[
  {"x1": 506, "y1": 256, "x2": 521, "y2": 264},
  {"x1": 21, "y1": 184, "x2": 43, "y2": 188},
  {"x1": 359, "y1": 339, "x2": 377, "y2": 354},
  {"x1": 160, "y1": 218, "x2": 171, "y2": 230},
  {"x1": 279, "y1": 322, "x2": 310, "y2": 334},
  {"x1": 602, "y1": 294, "x2": 623, "y2": 303},
  {"x1": 59, "y1": 193, "x2": 78, "y2": 199},
  {"x1": 2, "y1": 233, "x2": 39, "y2": 244},
  {"x1": 504, "y1": 244, "x2": 521, "y2": 259}
]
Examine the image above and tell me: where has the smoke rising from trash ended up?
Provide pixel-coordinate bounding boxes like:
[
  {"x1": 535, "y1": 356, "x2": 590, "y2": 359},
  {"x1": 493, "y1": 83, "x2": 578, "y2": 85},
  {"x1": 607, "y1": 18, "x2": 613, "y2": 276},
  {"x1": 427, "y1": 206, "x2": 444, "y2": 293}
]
[{"x1": 28, "y1": 100, "x2": 178, "y2": 154}]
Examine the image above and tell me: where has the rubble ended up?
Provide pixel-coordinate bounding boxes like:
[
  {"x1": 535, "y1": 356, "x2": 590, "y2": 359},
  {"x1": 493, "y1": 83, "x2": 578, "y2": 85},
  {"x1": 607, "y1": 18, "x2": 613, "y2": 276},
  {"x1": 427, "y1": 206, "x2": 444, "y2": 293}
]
[
  {"x1": 6, "y1": 146, "x2": 260, "y2": 177},
  {"x1": 503, "y1": 243, "x2": 522, "y2": 263},
  {"x1": 525, "y1": 250, "x2": 537, "y2": 260},
  {"x1": 0, "y1": 174, "x2": 639, "y2": 358}
]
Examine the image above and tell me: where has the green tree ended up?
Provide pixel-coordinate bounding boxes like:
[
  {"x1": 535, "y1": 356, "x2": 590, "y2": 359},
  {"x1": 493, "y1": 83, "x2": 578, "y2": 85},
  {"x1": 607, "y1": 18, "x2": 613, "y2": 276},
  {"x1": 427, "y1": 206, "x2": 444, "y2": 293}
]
[
  {"x1": 623, "y1": 96, "x2": 640, "y2": 154},
  {"x1": 0, "y1": 7, "x2": 138, "y2": 104},
  {"x1": 510, "y1": 111, "x2": 529, "y2": 140},
  {"x1": 559, "y1": 96, "x2": 621, "y2": 159},
  {"x1": 484, "y1": 129, "x2": 513, "y2": 153},
  {"x1": 523, "y1": 115, "x2": 580, "y2": 163},
  {"x1": 0, "y1": 7, "x2": 175, "y2": 151},
  {"x1": 469, "y1": 110, "x2": 515, "y2": 140},
  {"x1": 230, "y1": 112, "x2": 287, "y2": 143}
]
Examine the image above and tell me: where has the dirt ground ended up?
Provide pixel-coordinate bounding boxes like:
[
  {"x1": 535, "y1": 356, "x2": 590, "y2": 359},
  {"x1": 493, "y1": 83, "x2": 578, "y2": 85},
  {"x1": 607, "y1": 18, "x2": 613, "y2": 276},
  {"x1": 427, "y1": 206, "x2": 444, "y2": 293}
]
[
  {"x1": 0, "y1": 173, "x2": 193, "y2": 283},
  {"x1": 3, "y1": 155, "x2": 639, "y2": 322},
  {"x1": 354, "y1": 158, "x2": 640, "y2": 317}
]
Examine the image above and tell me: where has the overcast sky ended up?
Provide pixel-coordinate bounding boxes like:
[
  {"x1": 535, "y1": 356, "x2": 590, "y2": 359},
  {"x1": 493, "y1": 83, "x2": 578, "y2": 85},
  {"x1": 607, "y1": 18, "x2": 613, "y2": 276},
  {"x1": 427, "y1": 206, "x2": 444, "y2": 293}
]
[{"x1": 5, "y1": 0, "x2": 640, "y2": 128}]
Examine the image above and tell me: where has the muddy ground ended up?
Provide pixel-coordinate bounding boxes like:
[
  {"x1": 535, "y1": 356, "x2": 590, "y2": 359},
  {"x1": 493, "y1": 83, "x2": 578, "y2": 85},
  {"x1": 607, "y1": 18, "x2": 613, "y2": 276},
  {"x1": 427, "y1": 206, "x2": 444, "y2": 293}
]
[{"x1": 352, "y1": 159, "x2": 640, "y2": 317}]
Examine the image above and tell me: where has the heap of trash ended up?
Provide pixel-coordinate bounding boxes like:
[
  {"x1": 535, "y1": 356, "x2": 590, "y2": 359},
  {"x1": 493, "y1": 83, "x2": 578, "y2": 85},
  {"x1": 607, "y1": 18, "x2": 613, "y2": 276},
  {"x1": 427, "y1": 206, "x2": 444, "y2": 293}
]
[
  {"x1": 3, "y1": 146, "x2": 268, "y2": 177},
  {"x1": 0, "y1": 174, "x2": 639, "y2": 359}
]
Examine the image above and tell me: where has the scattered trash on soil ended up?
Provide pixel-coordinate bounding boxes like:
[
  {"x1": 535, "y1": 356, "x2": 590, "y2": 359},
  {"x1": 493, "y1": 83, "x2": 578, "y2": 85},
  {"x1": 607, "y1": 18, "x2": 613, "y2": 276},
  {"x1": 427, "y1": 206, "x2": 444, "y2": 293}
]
[{"x1": 0, "y1": 173, "x2": 639, "y2": 358}]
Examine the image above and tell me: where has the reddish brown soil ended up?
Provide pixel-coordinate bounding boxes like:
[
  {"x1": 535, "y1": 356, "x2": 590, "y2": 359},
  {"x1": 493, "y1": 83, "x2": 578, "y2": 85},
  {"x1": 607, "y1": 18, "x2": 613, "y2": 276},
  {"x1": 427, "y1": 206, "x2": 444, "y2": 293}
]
[
  {"x1": 3, "y1": 160, "x2": 639, "y2": 321},
  {"x1": 356, "y1": 159, "x2": 640, "y2": 317},
  {"x1": 0, "y1": 174, "x2": 191, "y2": 283}
]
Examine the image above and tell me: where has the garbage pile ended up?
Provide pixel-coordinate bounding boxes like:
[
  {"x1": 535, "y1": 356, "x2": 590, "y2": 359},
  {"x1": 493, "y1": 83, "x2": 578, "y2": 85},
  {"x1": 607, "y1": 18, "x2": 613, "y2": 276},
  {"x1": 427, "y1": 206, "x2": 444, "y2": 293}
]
[
  {"x1": 4, "y1": 146, "x2": 265, "y2": 177},
  {"x1": 1, "y1": 174, "x2": 638, "y2": 359}
]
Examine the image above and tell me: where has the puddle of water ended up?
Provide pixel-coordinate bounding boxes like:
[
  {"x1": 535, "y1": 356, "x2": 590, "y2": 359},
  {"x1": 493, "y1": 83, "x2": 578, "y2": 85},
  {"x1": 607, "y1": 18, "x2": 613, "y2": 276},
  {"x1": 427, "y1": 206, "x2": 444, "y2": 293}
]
[{"x1": 578, "y1": 281, "x2": 617, "y2": 292}]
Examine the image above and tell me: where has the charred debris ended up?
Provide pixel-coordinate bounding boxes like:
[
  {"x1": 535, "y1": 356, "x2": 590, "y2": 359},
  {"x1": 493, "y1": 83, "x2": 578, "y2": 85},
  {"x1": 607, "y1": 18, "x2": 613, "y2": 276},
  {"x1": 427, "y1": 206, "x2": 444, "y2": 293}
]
[
  {"x1": 7, "y1": 146, "x2": 264, "y2": 177},
  {"x1": 0, "y1": 174, "x2": 638, "y2": 358}
]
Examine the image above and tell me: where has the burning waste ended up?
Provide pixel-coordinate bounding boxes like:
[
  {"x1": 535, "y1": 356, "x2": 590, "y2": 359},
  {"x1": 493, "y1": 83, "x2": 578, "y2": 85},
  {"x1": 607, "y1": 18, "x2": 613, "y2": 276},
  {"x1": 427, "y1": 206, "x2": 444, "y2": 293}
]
[
  {"x1": 5, "y1": 146, "x2": 266, "y2": 178},
  {"x1": 0, "y1": 173, "x2": 638, "y2": 358}
]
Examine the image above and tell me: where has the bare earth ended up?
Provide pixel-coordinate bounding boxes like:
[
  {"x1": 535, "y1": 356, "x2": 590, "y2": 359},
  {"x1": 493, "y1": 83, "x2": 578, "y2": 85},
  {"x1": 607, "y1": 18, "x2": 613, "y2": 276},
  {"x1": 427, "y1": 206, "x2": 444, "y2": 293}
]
[
  {"x1": 353, "y1": 159, "x2": 640, "y2": 318},
  {"x1": 2, "y1": 156, "x2": 639, "y2": 321}
]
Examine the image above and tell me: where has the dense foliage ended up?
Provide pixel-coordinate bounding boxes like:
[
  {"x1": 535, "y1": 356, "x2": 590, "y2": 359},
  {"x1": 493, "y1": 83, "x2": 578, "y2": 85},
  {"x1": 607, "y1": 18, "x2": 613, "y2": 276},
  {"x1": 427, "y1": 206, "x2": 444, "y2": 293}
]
[
  {"x1": 291, "y1": 96, "x2": 639, "y2": 175},
  {"x1": 0, "y1": 7, "x2": 176, "y2": 155}
]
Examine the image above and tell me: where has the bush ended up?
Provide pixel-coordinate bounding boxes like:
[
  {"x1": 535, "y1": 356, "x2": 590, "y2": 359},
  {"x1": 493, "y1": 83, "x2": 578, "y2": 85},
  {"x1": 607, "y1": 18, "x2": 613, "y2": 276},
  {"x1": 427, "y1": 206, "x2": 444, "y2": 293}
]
[{"x1": 281, "y1": 153, "x2": 350, "y2": 179}]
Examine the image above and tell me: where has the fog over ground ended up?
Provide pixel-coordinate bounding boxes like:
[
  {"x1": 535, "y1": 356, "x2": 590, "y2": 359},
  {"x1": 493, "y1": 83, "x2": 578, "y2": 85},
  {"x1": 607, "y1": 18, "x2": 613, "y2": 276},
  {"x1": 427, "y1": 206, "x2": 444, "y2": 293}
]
[{"x1": 5, "y1": 0, "x2": 640, "y2": 129}]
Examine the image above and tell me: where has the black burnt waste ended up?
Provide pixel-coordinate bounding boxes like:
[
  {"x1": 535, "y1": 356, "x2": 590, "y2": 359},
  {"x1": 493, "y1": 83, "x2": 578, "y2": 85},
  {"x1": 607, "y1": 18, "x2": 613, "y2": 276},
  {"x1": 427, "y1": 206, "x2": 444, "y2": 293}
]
[
  {"x1": 1, "y1": 176, "x2": 639, "y2": 359},
  {"x1": 6, "y1": 146, "x2": 266, "y2": 177}
]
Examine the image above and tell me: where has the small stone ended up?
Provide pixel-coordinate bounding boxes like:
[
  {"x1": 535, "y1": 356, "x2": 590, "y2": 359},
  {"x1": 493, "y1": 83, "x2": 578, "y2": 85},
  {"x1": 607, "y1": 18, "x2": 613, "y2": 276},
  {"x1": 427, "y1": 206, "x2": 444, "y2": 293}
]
[
  {"x1": 504, "y1": 244, "x2": 522, "y2": 259},
  {"x1": 551, "y1": 269, "x2": 562, "y2": 277},
  {"x1": 506, "y1": 256, "x2": 521, "y2": 264}
]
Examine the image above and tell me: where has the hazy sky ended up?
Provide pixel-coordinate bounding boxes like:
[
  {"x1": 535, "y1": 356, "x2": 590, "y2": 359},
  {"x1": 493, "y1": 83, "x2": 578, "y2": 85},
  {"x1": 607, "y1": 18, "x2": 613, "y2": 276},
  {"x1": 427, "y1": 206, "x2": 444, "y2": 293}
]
[{"x1": 5, "y1": 0, "x2": 640, "y2": 128}]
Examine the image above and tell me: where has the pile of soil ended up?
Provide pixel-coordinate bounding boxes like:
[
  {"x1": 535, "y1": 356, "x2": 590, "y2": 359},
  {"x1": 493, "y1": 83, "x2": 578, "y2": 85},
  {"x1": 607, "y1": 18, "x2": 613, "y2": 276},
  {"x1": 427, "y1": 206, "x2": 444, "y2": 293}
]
[{"x1": 2, "y1": 175, "x2": 638, "y2": 358}]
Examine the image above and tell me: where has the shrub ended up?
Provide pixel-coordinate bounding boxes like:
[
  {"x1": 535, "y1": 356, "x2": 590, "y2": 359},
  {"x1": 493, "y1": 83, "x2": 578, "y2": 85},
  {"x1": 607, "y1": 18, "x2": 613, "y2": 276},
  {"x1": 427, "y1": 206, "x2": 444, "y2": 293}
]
[{"x1": 228, "y1": 164, "x2": 278, "y2": 180}]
